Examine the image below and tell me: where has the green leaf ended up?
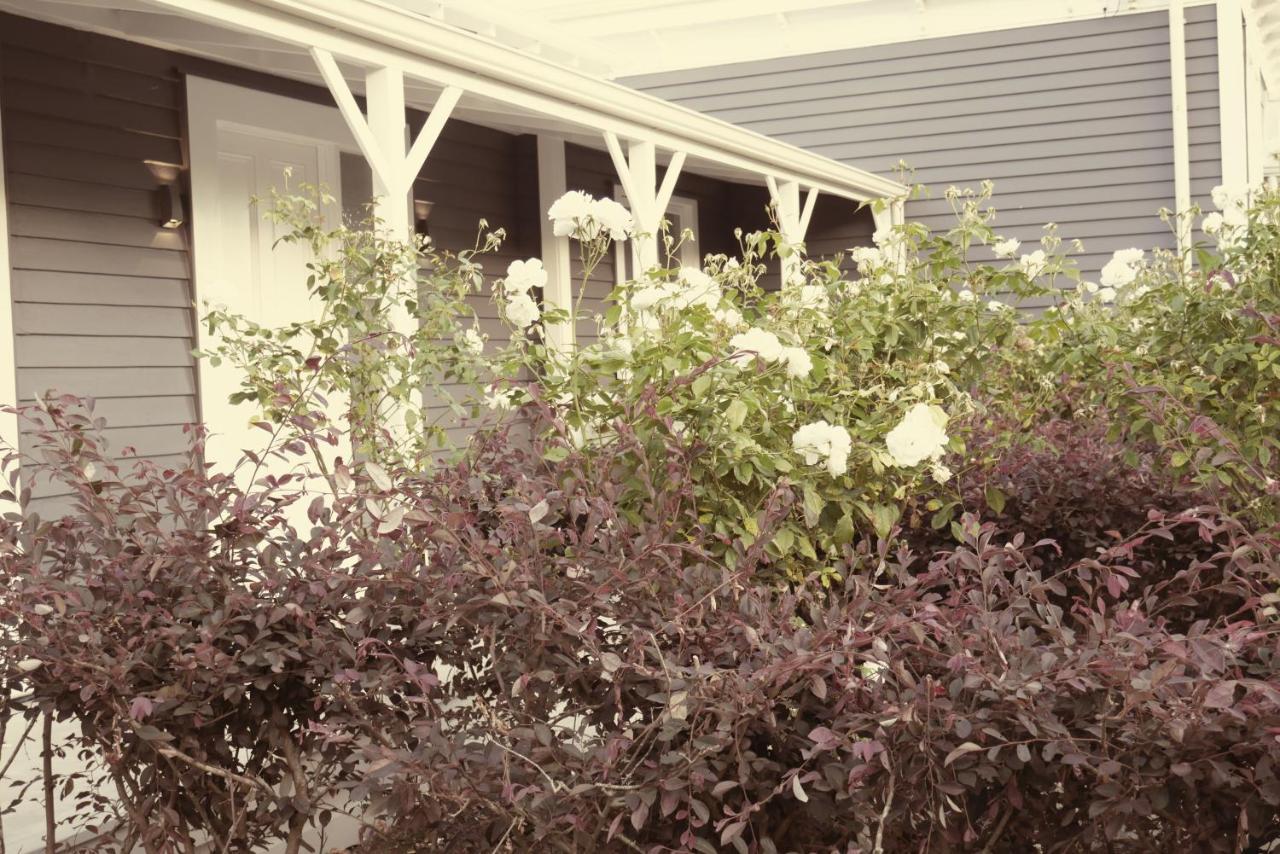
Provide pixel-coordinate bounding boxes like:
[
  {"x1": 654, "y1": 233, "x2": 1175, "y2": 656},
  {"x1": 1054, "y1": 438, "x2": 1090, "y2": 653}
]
[
  {"x1": 802, "y1": 485, "x2": 824, "y2": 528},
  {"x1": 868, "y1": 503, "x2": 899, "y2": 539},
  {"x1": 725, "y1": 399, "x2": 749, "y2": 430},
  {"x1": 985, "y1": 486, "x2": 1006, "y2": 514},
  {"x1": 542, "y1": 446, "x2": 570, "y2": 462}
]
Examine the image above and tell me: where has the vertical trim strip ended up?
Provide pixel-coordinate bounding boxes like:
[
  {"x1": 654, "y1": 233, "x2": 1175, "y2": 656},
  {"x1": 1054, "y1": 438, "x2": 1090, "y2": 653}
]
[
  {"x1": 1170, "y1": 0, "x2": 1192, "y2": 252},
  {"x1": 0, "y1": 47, "x2": 22, "y2": 509},
  {"x1": 1217, "y1": 0, "x2": 1249, "y2": 192},
  {"x1": 536, "y1": 135, "x2": 574, "y2": 351}
]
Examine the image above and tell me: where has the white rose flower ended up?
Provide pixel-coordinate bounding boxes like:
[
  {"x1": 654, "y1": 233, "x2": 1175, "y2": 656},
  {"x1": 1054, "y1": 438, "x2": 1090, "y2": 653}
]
[
  {"x1": 503, "y1": 292, "x2": 541, "y2": 330},
  {"x1": 930, "y1": 462, "x2": 953, "y2": 484},
  {"x1": 795, "y1": 283, "x2": 829, "y2": 312},
  {"x1": 547, "y1": 190, "x2": 595, "y2": 238},
  {"x1": 456, "y1": 327, "x2": 485, "y2": 355},
  {"x1": 1081, "y1": 281, "x2": 1099, "y2": 294},
  {"x1": 504, "y1": 258, "x2": 547, "y2": 295},
  {"x1": 729, "y1": 328, "x2": 784, "y2": 364},
  {"x1": 792, "y1": 420, "x2": 853, "y2": 477},
  {"x1": 1100, "y1": 249, "x2": 1143, "y2": 288},
  {"x1": 1202, "y1": 212, "x2": 1225, "y2": 235},
  {"x1": 591, "y1": 197, "x2": 634, "y2": 241},
  {"x1": 992, "y1": 238, "x2": 1021, "y2": 258},
  {"x1": 630, "y1": 283, "x2": 676, "y2": 312},
  {"x1": 1097, "y1": 287, "x2": 1117, "y2": 303},
  {"x1": 1018, "y1": 250, "x2": 1047, "y2": 278},
  {"x1": 675, "y1": 267, "x2": 722, "y2": 310},
  {"x1": 781, "y1": 346, "x2": 813, "y2": 379},
  {"x1": 885, "y1": 403, "x2": 950, "y2": 467},
  {"x1": 956, "y1": 289, "x2": 975, "y2": 302},
  {"x1": 713, "y1": 306, "x2": 744, "y2": 328},
  {"x1": 850, "y1": 246, "x2": 883, "y2": 273}
]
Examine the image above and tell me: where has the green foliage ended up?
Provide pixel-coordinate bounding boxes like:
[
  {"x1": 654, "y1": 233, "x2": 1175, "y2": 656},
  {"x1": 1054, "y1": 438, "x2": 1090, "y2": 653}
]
[{"x1": 198, "y1": 186, "x2": 501, "y2": 472}]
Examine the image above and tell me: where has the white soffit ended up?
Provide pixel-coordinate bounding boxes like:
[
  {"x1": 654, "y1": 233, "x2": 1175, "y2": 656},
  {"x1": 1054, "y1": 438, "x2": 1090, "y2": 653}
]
[
  {"x1": 471, "y1": 0, "x2": 1206, "y2": 77},
  {"x1": 0, "y1": 0, "x2": 903, "y2": 200}
]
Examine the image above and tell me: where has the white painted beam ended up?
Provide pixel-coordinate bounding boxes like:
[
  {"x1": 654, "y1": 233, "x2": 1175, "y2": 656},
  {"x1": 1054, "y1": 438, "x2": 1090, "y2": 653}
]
[
  {"x1": 136, "y1": 0, "x2": 904, "y2": 204},
  {"x1": 0, "y1": 66, "x2": 20, "y2": 513},
  {"x1": 402, "y1": 85, "x2": 462, "y2": 193},
  {"x1": 366, "y1": 64, "x2": 411, "y2": 238},
  {"x1": 310, "y1": 47, "x2": 397, "y2": 194},
  {"x1": 536, "y1": 135, "x2": 574, "y2": 351},
  {"x1": 1170, "y1": 0, "x2": 1192, "y2": 253},
  {"x1": 767, "y1": 177, "x2": 820, "y2": 286},
  {"x1": 1219, "y1": 0, "x2": 1250, "y2": 193}
]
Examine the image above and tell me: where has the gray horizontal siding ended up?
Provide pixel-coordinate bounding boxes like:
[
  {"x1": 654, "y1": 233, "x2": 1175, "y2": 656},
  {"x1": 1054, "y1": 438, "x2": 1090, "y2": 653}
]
[
  {"x1": 626, "y1": 5, "x2": 1223, "y2": 285},
  {"x1": 1, "y1": 16, "x2": 199, "y2": 515}
]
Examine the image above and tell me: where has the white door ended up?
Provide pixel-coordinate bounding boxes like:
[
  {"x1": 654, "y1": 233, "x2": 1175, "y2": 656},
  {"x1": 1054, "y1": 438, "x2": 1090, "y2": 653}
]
[{"x1": 187, "y1": 78, "x2": 358, "y2": 477}]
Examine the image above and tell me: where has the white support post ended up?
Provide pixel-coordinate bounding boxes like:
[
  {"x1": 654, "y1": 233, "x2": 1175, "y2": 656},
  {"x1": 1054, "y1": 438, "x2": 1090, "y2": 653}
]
[
  {"x1": 537, "y1": 135, "x2": 574, "y2": 351},
  {"x1": 767, "y1": 177, "x2": 820, "y2": 287},
  {"x1": 1218, "y1": 0, "x2": 1249, "y2": 194},
  {"x1": 365, "y1": 65, "x2": 411, "y2": 238},
  {"x1": 1170, "y1": 0, "x2": 1193, "y2": 253},
  {"x1": 310, "y1": 48, "x2": 468, "y2": 449},
  {"x1": 0, "y1": 76, "x2": 20, "y2": 514},
  {"x1": 604, "y1": 131, "x2": 685, "y2": 274}
]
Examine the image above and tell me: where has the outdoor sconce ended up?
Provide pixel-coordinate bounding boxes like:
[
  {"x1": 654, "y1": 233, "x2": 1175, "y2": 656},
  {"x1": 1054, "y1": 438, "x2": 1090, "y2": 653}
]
[
  {"x1": 157, "y1": 182, "x2": 185, "y2": 229},
  {"x1": 413, "y1": 198, "x2": 433, "y2": 236}
]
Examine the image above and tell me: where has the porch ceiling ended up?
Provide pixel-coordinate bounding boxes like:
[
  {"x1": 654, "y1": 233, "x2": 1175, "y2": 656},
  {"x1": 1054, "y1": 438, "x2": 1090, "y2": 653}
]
[{"x1": 0, "y1": 0, "x2": 905, "y2": 201}]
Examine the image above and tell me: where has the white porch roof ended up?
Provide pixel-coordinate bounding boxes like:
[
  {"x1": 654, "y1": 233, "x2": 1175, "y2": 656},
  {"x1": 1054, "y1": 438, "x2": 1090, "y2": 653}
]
[{"x1": 0, "y1": 0, "x2": 906, "y2": 203}]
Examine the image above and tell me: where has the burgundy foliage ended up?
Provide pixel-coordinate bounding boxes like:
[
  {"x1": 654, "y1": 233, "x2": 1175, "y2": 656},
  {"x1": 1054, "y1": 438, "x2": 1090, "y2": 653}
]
[{"x1": 2, "y1": 397, "x2": 1280, "y2": 852}]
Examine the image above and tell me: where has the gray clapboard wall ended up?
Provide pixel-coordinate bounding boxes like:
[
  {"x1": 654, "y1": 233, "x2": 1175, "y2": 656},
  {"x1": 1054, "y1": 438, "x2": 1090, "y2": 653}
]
[
  {"x1": 625, "y1": 5, "x2": 1223, "y2": 291},
  {"x1": 1, "y1": 18, "x2": 197, "y2": 513},
  {"x1": 0, "y1": 13, "x2": 546, "y2": 475}
]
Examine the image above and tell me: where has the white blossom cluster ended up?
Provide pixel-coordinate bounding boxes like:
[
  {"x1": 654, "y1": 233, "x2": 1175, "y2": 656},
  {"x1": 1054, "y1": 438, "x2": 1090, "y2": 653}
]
[
  {"x1": 1202, "y1": 183, "x2": 1249, "y2": 251},
  {"x1": 547, "y1": 190, "x2": 633, "y2": 242},
  {"x1": 500, "y1": 258, "x2": 546, "y2": 330},
  {"x1": 792, "y1": 420, "x2": 853, "y2": 477},
  {"x1": 992, "y1": 237, "x2": 1021, "y2": 259},
  {"x1": 728, "y1": 327, "x2": 812, "y2": 379},
  {"x1": 884, "y1": 403, "x2": 950, "y2": 468},
  {"x1": 1100, "y1": 248, "x2": 1144, "y2": 291}
]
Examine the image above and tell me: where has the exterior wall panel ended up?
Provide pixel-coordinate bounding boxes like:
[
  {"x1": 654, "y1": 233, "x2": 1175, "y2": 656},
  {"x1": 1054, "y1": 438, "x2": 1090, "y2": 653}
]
[{"x1": 626, "y1": 5, "x2": 1223, "y2": 288}]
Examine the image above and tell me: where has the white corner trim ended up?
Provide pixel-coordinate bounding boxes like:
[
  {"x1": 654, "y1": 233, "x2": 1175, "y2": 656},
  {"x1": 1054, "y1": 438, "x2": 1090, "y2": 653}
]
[
  {"x1": 1218, "y1": 0, "x2": 1250, "y2": 192},
  {"x1": 0, "y1": 65, "x2": 20, "y2": 509},
  {"x1": 1170, "y1": 0, "x2": 1193, "y2": 251},
  {"x1": 536, "y1": 135, "x2": 574, "y2": 351}
]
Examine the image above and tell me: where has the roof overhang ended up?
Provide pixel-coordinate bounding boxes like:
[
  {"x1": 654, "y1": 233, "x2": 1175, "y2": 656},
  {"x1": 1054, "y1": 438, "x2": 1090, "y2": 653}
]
[{"x1": 0, "y1": 0, "x2": 905, "y2": 203}]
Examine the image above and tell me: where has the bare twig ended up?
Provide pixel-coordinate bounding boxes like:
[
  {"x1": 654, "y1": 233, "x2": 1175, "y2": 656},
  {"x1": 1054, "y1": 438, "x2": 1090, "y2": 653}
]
[
  {"x1": 872, "y1": 763, "x2": 895, "y2": 854},
  {"x1": 153, "y1": 744, "x2": 275, "y2": 797},
  {"x1": 41, "y1": 715, "x2": 54, "y2": 854}
]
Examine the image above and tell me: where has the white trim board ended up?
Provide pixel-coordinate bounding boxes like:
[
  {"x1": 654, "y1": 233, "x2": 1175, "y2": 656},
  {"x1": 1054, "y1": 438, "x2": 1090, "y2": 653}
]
[
  {"x1": 128, "y1": 0, "x2": 903, "y2": 203},
  {"x1": 0, "y1": 48, "x2": 20, "y2": 512}
]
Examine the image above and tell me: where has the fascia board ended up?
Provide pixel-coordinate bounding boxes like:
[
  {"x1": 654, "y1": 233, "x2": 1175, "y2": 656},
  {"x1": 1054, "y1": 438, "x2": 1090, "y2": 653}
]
[{"x1": 139, "y1": 0, "x2": 904, "y2": 201}]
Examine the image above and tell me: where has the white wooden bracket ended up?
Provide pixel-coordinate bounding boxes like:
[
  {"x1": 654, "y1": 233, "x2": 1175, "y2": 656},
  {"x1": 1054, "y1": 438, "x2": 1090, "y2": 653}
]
[
  {"x1": 766, "y1": 176, "x2": 819, "y2": 287},
  {"x1": 603, "y1": 131, "x2": 686, "y2": 272},
  {"x1": 311, "y1": 47, "x2": 462, "y2": 237}
]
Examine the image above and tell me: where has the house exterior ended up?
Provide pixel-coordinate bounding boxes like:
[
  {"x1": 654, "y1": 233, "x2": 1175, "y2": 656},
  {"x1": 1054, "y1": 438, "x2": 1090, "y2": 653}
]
[
  {"x1": 571, "y1": 0, "x2": 1276, "y2": 304},
  {"x1": 0, "y1": 0, "x2": 902, "y2": 525},
  {"x1": 0, "y1": 1, "x2": 907, "y2": 847}
]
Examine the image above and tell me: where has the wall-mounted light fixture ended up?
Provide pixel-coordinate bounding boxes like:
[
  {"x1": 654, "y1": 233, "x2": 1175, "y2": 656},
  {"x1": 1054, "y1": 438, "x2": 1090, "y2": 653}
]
[
  {"x1": 413, "y1": 198, "x2": 433, "y2": 237},
  {"x1": 158, "y1": 182, "x2": 185, "y2": 230}
]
